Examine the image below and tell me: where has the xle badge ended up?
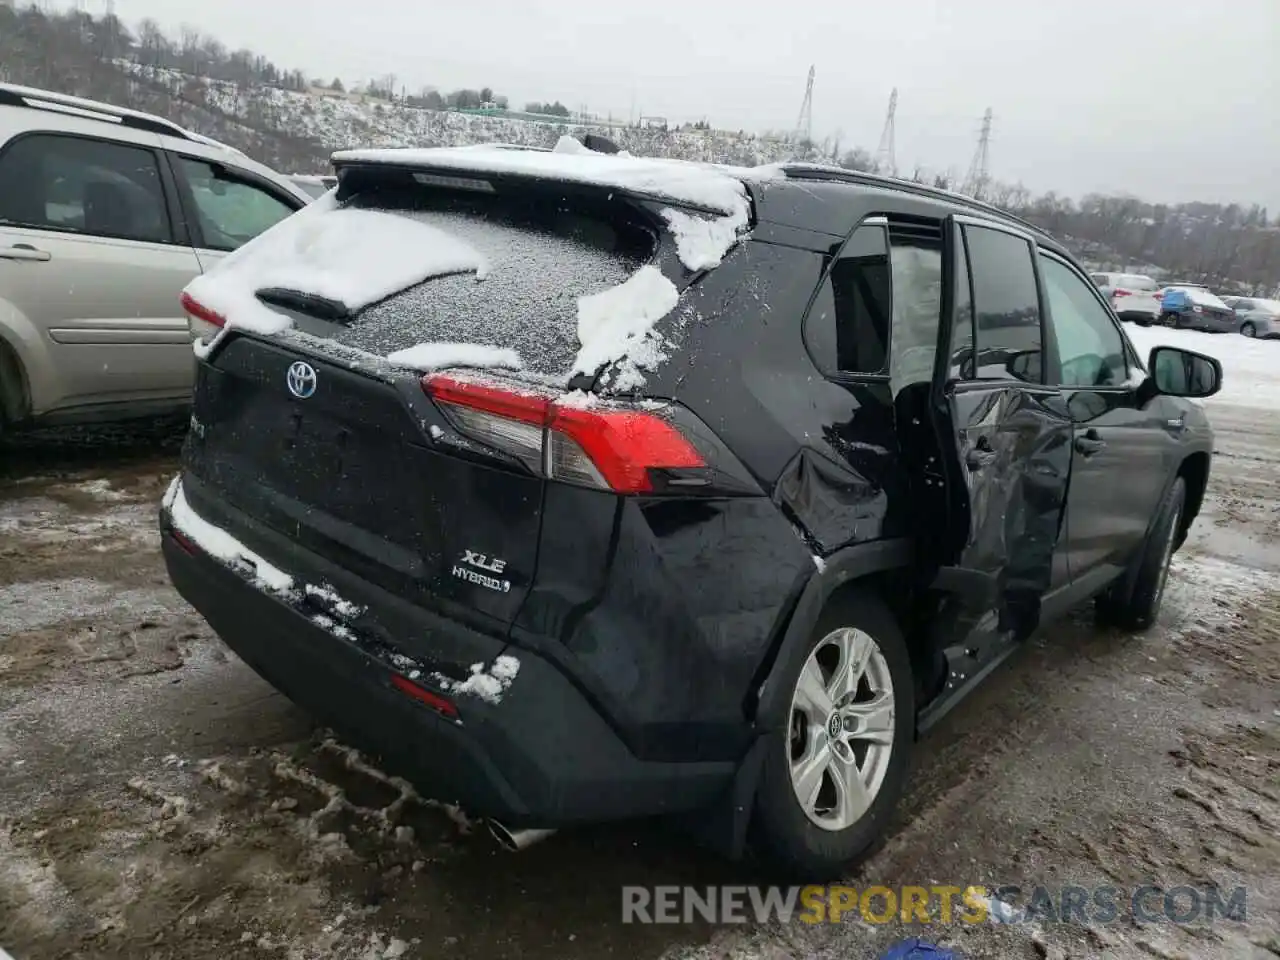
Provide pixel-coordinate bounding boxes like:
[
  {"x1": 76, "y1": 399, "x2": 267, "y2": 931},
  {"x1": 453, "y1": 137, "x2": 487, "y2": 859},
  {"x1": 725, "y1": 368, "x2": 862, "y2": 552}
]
[{"x1": 452, "y1": 550, "x2": 511, "y2": 594}]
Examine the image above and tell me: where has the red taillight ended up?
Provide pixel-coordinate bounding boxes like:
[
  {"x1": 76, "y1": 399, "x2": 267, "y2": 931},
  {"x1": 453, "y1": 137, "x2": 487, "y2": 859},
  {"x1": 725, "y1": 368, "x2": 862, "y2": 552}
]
[
  {"x1": 550, "y1": 405, "x2": 705, "y2": 493},
  {"x1": 180, "y1": 291, "x2": 225, "y2": 328},
  {"x1": 424, "y1": 373, "x2": 706, "y2": 494},
  {"x1": 390, "y1": 674, "x2": 459, "y2": 719},
  {"x1": 1114, "y1": 288, "x2": 1132, "y2": 298},
  {"x1": 169, "y1": 528, "x2": 199, "y2": 555}
]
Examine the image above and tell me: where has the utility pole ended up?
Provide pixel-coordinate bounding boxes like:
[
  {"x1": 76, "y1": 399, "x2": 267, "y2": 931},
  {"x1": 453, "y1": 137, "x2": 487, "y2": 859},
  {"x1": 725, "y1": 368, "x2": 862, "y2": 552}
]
[
  {"x1": 793, "y1": 65, "x2": 814, "y2": 160},
  {"x1": 963, "y1": 108, "x2": 993, "y2": 200},
  {"x1": 875, "y1": 88, "x2": 898, "y2": 177}
]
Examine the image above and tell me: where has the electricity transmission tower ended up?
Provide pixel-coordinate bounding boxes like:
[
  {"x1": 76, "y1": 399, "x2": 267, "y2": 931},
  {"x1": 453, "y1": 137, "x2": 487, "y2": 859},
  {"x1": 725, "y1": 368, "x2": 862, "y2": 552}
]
[
  {"x1": 793, "y1": 66, "x2": 814, "y2": 159},
  {"x1": 875, "y1": 88, "x2": 898, "y2": 176},
  {"x1": 963, "y1": 107, "x2": 993, "y2": 199}
]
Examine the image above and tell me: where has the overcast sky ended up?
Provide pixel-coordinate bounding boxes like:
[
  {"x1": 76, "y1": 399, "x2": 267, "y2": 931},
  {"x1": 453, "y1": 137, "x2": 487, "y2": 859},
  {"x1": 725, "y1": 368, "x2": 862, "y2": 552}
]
[{"x1": 100, "y1": 0, "x2": 1279, "y2": 209}]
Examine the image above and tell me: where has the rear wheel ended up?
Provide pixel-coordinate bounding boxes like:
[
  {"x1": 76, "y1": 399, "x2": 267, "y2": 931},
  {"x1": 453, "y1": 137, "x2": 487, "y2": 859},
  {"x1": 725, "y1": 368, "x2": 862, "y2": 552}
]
[
  {"x1": 1242, "y1": 322, "x2": 1256, "y2": 338},
  {"x1": 1098, "y1": 477, "x2": 1185, "y2": 631},
  {"x1": 750, "y1": 591, "x2": 914, "y2": 879}
]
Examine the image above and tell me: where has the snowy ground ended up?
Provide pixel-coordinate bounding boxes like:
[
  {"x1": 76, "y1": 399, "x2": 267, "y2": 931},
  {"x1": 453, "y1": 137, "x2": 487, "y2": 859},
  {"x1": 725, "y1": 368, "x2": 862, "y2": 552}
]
[{"x1": 1, "y1": 333, "x2": 1279, "y2": 960}]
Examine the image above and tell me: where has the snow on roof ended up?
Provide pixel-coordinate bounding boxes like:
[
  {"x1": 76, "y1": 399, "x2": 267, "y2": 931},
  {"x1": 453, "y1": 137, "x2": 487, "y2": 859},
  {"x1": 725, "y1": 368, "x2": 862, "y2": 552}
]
[
  {"x1": 184, "y1": 194, "x2": 488, "y2": 337},
  {"x1": 331, "y1": 145, "x2": 751, "y2": 219},
  {"x1": 1175, "y1": 286, "x2": 1230, "y2": 310}
]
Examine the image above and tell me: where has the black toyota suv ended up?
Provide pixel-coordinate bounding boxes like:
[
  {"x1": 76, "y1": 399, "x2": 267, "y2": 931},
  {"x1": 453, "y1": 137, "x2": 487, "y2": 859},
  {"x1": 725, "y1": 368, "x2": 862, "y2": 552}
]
[{"x1": 161, "y1": 149, "x2": 1221, "y2": 877}]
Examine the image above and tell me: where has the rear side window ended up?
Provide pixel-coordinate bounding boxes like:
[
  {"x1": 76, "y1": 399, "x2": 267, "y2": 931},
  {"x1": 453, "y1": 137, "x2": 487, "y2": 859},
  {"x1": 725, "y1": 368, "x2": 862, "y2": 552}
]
[
  {"x1": 964, "y1": 224, "x2": 1043, "y2": 382},
  {"x1": 0, "y1": 134, "x2": 171, "y2": 244},
  {"x1": 806, "y1": 219, "x2": 943, "y2": 388},
  {"x1": 805, "y1": 224, "x2": 891, "y2": 375}
]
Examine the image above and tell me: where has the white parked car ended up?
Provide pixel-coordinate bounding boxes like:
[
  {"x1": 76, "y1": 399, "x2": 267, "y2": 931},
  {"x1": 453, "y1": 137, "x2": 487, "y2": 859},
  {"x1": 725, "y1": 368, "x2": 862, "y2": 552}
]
[{"x1": 1090, "y1": 272, "x2": 1161, "y2": 325}]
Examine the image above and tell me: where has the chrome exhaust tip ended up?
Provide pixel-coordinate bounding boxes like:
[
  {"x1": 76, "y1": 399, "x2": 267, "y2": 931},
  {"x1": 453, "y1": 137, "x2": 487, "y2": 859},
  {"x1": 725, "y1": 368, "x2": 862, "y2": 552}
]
[{"x1": 488, "y1": 820, "x2": 557, "y2": 852}]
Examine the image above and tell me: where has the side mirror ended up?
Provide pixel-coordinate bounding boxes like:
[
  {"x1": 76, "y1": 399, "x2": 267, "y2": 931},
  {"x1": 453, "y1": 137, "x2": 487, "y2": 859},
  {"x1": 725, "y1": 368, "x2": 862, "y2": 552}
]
[
  {"x1": 1148, "y1": 346, "x2": 1222, "y2": 399},
  {"x1": 1006, "y1": 349, "x2": 1041, "y2": 382}
]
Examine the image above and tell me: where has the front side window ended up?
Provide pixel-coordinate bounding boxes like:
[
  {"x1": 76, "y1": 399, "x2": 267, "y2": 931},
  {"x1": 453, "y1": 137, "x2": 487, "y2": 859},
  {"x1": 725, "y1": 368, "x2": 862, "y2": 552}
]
[
  {"x1": 0, "y1": 134, "x2": 170, "y2": 244},
  {"x1": 965, "y1": 224, "x2": 1043, "y2": 382},
  {"x1": 180, "y1": 157, "x2": 296, "y2": 251},
  {"x1": 1041, "y1": 256, "x2": 1129, "y2": 387}
]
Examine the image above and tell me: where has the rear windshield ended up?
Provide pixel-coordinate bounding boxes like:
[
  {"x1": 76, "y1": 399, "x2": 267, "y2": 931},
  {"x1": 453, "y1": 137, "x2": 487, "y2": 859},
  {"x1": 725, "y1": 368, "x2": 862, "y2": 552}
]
[{"x1": 332, "y1": 177, "x2": 655, "y2": 376}]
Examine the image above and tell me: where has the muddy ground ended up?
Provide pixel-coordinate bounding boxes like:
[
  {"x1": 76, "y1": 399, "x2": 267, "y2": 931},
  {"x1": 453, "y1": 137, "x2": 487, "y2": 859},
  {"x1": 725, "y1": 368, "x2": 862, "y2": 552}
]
[{"x1": 1, "y1": 402, "x2": 1277, "y2": 960}]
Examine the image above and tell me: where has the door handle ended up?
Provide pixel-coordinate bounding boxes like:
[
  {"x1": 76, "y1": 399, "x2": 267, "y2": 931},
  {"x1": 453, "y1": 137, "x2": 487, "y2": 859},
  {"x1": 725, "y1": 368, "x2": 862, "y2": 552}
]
[
  {"x1": 0, "y1": 244, "x2": 51, "y2": 262},
  {"x1": 1074, "y1": 430, "x2": 1107, "y2": 457},
  {"x1": 965, "y1": 438, "x2": 997, "y2": 471}
]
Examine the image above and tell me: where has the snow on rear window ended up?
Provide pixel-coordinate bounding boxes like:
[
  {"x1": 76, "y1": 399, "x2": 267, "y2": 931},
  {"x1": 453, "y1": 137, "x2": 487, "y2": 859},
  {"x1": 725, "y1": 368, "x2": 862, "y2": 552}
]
[
  {"x1": 184, "y1": 194, "x2": 487, "y2": 336},
  {"x1": 336, "y1": 206, "x2": 648, "y2": 377},
  {"x1": 572, "y1": 265, "x2": 679, "y2": 381},
  {"x1": 386, "y1": 342, "x2": 522, "y2": 372}
]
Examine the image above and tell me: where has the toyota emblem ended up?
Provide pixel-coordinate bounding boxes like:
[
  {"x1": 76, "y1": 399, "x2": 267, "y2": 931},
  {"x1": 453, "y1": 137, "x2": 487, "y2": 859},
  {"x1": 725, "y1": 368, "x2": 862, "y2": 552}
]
[{"x1": 286, "y1": 361, "x2": 318, "y2": 399}]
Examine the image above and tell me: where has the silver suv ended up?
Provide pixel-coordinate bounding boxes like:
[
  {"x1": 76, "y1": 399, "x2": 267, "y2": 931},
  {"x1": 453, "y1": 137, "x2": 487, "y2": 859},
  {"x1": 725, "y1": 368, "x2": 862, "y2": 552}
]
[{"x1": 0, "y1": 83, "x2": 312, "y2": 433}]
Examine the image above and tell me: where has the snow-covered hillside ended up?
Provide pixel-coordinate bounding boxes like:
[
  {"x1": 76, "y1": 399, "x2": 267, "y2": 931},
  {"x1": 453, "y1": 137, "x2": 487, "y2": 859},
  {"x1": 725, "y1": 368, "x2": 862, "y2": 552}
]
[{"x1": 118, "y1": 63, "x2": 797, "y2": 172}]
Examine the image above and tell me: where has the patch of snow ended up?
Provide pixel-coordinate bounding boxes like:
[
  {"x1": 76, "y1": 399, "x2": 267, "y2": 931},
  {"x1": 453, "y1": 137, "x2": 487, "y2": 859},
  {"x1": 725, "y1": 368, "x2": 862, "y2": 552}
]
[
  {"x1": 428, "y1": 425, "x2": 445, "y2": 440},
  {"x1": 183, "y1": 195, "x2": 488, "y2": 340},
  {"x1": 332, "y1": 145, "x2": 752, "y2": 219},
  {"x1": 385, "y1": 342, "x2": 522, "y2": 372},
  {"x1": 554, "y1": 389, "x2": 601, "y2": 409},
  {"x1": 491, "y1": 655, "x2": 520, "y2": 682},
  {"x1": 191, "y1": 329, "x2": 225, "y2": 360},
  {"x1": 812, "y1": 555, "x2": 827, "y2": 573},
  {"x1": 976, "y1": 894, "x2": 1025, "y2": 925},
  {"x1": 552, "y1": 135, "x2": 594, "y2": 156},
  {"x1": 303, "y1": 583, "x2": 365, "y2": 620},
  {"x1": 167, "y1": 480, "x2": 294, "y2": 595},
  {"x1": 69, "y1": 479, "x2": 128, "y2": 502},
  {"x1": 661, "y1": 206, "x2": 748, "y2": 272},
  {"x1": 311, "y1": 613, "x2": 356, "y2": 642},
  {"x1": 431, "y1": 655, "x2": 520, "y2": 705},
  {"x1": 1175, "y1": 286, "x2": 1230, "y2": 310},
  {"x1": 572, "y1": 265, "x2": 679, "y2": 383}
]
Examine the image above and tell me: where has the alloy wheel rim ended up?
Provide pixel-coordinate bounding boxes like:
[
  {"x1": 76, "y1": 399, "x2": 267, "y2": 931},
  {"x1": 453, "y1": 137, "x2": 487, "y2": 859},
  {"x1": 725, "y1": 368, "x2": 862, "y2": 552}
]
[{"x1": 787, "y1": 627, "x2": 895, "y2": 832}]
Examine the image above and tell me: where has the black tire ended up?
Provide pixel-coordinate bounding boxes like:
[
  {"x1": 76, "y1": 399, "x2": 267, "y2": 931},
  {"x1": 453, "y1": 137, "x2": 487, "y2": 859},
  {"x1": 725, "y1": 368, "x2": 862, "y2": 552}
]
[
  {"x1": 1098, "y1": 477, "x2": 1186, "y2": 631},
  {"x1": 749, "y1": 589, "x2": 914, "y2": 879},
  {"x1": 1241, "y1": 322, "x2": 1256, "y2": 338}
]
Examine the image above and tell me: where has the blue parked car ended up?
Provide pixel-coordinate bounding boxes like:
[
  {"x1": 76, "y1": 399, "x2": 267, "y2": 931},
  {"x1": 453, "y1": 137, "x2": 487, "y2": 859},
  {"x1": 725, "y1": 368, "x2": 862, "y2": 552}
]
[{"x1": 1158, "y1": 286, "x2": 1237, "y2": 332}]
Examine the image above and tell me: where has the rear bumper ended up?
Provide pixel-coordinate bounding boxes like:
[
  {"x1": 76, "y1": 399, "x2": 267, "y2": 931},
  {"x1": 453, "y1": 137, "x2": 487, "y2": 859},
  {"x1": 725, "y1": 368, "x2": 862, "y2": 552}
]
[{"x1": 161, "y1": 512, "x2": 738, "y2": 826}]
